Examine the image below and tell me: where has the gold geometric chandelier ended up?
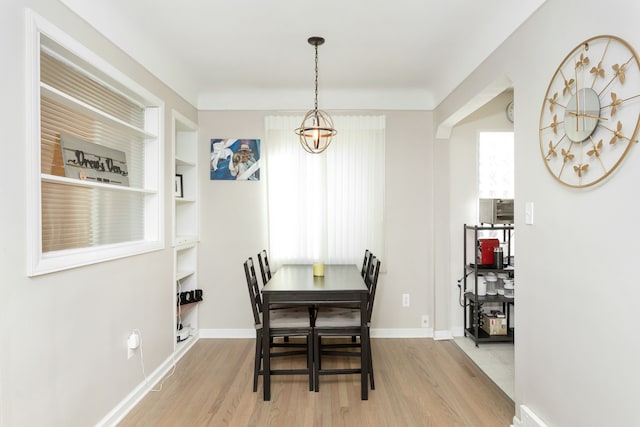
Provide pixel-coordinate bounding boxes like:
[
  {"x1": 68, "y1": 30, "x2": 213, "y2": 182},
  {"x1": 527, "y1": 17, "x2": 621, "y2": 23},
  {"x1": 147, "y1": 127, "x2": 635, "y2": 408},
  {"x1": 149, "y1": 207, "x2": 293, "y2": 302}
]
[{"x1": 295, "y1": 36, "x2": 337, "y2": 154}]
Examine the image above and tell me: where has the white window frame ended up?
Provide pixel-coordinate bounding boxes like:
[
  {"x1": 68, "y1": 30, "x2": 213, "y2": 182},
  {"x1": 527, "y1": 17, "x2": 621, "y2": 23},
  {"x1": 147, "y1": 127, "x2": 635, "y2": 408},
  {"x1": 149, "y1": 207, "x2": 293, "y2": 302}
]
[{"x1": 26, "y1": 10, "x2": 164, "y2": 276}]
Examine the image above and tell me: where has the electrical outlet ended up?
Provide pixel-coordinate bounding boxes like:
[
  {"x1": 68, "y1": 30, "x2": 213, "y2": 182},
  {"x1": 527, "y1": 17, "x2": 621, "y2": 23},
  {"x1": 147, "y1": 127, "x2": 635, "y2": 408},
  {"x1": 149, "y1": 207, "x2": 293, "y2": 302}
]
[
  {"x1": 421, "y1": 315, "x2": 429, "y2": 328},
  {"x1": 402, "y1": 293, "x2": 410, "y2": 307}
]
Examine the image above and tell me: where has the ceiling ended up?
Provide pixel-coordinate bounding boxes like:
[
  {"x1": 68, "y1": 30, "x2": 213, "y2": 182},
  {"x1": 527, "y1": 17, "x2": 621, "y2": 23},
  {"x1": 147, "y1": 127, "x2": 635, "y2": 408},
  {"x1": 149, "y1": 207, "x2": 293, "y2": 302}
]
[{"x1": 60, "y1": 0, "x2": 545, "y2": 110}]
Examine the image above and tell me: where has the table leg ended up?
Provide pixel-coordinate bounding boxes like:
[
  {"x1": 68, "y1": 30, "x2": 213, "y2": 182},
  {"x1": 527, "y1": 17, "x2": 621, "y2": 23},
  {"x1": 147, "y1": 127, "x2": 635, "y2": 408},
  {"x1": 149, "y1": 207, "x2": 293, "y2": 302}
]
[
  {"x1": 263, "y1": 295, "x2": 271, "y2": 401},
  {"x1": 360, "y1": 293, "x2": 369, "y2": 400}
]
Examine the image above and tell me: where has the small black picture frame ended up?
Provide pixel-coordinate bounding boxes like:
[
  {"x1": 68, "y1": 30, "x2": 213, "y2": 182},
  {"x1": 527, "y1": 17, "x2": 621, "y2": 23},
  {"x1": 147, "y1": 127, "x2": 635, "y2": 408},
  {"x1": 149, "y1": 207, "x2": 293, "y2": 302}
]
[{"x1": 174, "y1": 174, "x2": 183, "y2": 198}]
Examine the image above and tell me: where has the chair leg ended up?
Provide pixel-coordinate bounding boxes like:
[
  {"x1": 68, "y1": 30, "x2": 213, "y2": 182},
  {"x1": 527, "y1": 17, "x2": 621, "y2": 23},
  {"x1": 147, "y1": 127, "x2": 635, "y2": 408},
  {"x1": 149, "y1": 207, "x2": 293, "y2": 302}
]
[
  {"x1": 307, "y1": 332, "x2": 314, "y2": 391},
  {"x1": 313, "y1": 331, "x2": 320, "y2": 392},
  {"x1": 253, "y1": 334, "x2": 262, "y2": 392},
  {"x1": 369, "y1": 344, "x2": 375, "y2": 390}
]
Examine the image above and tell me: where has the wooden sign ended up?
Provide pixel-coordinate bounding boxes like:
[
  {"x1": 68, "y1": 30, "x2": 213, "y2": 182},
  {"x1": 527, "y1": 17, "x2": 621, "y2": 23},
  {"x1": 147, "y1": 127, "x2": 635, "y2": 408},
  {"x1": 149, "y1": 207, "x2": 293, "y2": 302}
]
[{"x1": 61, "y1": 135, "x2": 129, "y2": 187}]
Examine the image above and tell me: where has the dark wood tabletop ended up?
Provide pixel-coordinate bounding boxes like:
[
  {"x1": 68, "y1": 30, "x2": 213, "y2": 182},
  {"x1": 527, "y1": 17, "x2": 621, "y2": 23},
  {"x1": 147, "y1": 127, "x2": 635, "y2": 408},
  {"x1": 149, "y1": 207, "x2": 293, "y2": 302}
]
[{"x1": 263, "y1": 264, "x2": 367, "y2": 301}]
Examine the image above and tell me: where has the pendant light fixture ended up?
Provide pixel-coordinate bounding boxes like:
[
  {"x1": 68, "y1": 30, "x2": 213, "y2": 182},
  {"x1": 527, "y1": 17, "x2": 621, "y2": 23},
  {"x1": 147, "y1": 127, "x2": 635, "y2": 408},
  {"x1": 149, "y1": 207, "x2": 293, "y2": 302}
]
[{"x1": 295, "y1": 36, "x2": 337, "y2": 154}]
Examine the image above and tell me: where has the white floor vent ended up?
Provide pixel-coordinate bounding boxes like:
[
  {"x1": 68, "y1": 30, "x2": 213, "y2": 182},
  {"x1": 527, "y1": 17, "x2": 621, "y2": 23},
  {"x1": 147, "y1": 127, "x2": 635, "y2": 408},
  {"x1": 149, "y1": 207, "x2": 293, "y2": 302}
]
[{"x1": 513, "y1": 405, "x2": 548, "y2": 427}]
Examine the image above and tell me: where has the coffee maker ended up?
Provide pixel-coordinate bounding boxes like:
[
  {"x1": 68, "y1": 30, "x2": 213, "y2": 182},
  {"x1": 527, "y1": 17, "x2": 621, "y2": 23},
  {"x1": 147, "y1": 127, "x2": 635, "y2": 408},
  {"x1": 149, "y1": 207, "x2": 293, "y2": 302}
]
[{"x1": 477, "y1": 238, "x2": 500, "y2": 266}]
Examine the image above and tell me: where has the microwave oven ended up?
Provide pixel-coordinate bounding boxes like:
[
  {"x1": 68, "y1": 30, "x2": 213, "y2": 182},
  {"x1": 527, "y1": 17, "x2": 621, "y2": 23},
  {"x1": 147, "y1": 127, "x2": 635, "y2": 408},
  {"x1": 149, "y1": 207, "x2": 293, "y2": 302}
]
[{"x1": 479, "y1": 198, "x2": 514, "y2": 224}]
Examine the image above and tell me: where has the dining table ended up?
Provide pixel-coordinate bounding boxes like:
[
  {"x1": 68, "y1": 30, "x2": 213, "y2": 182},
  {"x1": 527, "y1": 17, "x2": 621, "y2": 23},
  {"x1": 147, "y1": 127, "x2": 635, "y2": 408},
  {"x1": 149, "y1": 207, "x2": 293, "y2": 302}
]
[{"x1": 261, "y1": 263, "x2": 370, "y2": 401}]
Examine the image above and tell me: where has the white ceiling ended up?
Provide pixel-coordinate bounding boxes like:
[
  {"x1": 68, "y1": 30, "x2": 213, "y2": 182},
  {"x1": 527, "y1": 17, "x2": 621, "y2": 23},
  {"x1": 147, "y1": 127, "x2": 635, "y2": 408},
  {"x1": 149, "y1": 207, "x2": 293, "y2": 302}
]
[{"x1": 60, "y1": 0, "x2": 545, "y2": 110}]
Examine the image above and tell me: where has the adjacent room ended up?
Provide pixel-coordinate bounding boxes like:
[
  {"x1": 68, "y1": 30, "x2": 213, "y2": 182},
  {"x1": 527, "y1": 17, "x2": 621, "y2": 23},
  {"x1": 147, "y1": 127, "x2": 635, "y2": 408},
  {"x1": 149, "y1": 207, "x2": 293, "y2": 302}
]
[{"x1": 2, "y1": 1, "x2": 639, "y2": 426}]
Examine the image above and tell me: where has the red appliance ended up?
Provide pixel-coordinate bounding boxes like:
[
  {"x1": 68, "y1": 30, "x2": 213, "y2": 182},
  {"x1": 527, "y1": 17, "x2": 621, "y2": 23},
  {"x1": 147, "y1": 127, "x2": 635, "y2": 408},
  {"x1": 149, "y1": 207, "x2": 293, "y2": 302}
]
[{"x1": 477, "y1": 238, "x2": 500, "y2": 265}]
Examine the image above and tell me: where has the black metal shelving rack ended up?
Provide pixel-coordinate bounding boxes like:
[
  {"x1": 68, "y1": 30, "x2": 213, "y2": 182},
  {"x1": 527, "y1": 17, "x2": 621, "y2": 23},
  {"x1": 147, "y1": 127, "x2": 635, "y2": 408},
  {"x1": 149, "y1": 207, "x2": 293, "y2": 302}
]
[{"x1": 463, "y1": 224, "x2": 515, "y2": 347}]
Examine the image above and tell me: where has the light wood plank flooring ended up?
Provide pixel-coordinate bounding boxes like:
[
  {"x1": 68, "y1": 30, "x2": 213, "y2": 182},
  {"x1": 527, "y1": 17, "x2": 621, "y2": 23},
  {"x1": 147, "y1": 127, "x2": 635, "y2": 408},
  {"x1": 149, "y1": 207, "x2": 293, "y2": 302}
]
[{"x1": 119, "y1": 338, "x2": 514, "y2": 426}]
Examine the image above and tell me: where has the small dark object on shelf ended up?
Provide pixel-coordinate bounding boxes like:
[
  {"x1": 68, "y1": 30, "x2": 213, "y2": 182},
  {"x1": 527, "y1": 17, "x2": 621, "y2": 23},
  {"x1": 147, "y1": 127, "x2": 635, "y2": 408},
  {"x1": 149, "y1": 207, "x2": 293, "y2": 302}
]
[{"x1": 178, "y1": 289, "x2": 204, "y2": 305}]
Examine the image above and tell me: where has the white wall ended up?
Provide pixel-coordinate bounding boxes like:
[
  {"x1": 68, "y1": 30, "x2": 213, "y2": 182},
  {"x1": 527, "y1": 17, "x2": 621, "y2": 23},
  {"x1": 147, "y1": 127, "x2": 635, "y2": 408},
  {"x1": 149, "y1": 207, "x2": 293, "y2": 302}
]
[
  {"x1": 0, "y1": 1, "x2": 197, "y2": 425},
  {"x1": 196, "y1": 110, "x2": 435, "y2": 336},
  {"x1": 435, "y1": 0, "x2": 640, "y2": 425},
  {"x1": 197, "y1": 111, "x2": 270, "y2": 332}
]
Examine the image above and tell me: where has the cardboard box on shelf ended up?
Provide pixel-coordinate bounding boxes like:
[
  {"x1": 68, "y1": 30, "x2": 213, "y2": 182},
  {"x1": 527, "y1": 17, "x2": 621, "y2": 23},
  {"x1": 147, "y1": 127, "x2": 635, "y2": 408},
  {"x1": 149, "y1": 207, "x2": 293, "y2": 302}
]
[{"x1": 482, "y1": 313, "x2": 507, "y2": 335}]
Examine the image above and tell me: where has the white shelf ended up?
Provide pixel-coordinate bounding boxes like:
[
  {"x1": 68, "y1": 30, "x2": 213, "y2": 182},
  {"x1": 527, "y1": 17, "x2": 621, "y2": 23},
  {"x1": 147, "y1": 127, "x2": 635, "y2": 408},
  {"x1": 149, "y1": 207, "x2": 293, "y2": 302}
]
[
  {"x1": 41, "y1": 83, "x2": 157, "y2": 138},
  {"x1": 176, "y1": 269, "x2": 195, "y2": 281},
  {"x1": 175, "y1": 236, "x2": 198, "y2": 248},
  {"x1": 41, "y1": 173, "x2": 154, "y2": 193},
  {"x1": 175, "y1": 156, "x2": 196, "y2": 167},
  {"x1": 175, "y1": 197, "x2": 196, "y2": 204}
]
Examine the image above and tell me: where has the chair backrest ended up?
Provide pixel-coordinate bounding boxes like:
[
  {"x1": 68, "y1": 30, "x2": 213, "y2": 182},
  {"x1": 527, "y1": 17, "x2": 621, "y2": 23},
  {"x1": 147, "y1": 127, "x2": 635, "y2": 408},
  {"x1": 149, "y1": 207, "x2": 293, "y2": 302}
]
[
  {"x1": 365, "y1": 256, "x2": 381, "y2": 322},
  {"x1": 361, "y1": 249, "x2": 372, "y2": 278},
  {"x1": 257, "y1": 249, "x2": 272, "y2": 285},
  {"x1": 243, "y1": 257, "x2": 262, "y2": 326}
]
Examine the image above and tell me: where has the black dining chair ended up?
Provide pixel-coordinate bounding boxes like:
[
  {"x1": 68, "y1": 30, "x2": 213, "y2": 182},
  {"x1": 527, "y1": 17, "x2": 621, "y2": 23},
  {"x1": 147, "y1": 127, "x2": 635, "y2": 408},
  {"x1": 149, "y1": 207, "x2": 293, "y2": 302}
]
[
  {"x1": 337, "y1": 248, "x2": 371, "y2": 342},
  {"x1": 361, "y1": 249, "x2": 372, "y2": 279},
  {"x1": 257, "y1": 249, "x2": 316, "y2": 337},
  {"x1": 312, "y1": 256, "x2": 381, "y2": 392},
  {"x1": 244, "y1": 257, "x2": 314, "y2": 392},
  {"x1": 257, "y1": 249, "x2": 272, "y2": 285},
  {"x1": 332, "y1": 248, "x2": 373, "y2": 310},
  {"x1": 328, "y1": 249, "x2": 373, "y2": 311}
]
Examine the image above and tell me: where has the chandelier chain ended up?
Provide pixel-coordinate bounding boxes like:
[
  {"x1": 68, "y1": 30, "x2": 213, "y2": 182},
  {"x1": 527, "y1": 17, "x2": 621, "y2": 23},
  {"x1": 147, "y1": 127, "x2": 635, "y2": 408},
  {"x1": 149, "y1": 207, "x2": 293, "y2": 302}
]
[
  {"x1": 314, "y1": 43, "x2": 319, "y2": 111},
  {"x1": 294, "y1": 36, "x2": 336, "y2": 154}
]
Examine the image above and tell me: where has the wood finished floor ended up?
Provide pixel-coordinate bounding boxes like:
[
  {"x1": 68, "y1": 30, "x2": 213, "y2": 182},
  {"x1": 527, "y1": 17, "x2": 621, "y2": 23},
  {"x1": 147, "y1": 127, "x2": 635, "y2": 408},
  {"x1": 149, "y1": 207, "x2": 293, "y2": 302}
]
[{"x1": 119, "y1": 338, "x2": 514, "y2": 427}]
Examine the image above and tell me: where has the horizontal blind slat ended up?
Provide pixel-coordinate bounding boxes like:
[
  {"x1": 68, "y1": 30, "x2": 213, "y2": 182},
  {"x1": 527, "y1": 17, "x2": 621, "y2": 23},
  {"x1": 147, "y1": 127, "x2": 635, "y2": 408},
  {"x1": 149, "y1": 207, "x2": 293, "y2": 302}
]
[
  {"x1": 41, "y1": 53, "x2": 145, "y2": 128},
  {"x1": 41, "y1": 181, "x2": 146, "y2": 251}
]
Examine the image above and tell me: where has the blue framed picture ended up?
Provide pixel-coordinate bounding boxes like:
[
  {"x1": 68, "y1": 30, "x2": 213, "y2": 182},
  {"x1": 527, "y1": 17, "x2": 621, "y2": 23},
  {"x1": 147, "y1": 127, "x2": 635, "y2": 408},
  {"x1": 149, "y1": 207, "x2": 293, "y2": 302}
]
[{"x1": 210, "y1": 138, "x2": 260, "y2": 181}]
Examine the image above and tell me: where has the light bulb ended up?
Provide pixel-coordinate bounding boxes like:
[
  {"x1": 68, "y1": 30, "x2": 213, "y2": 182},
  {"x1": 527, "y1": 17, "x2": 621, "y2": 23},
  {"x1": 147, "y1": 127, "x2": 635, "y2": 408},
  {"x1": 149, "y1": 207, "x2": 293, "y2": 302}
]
[{"x1": 313, "y1": 129, "x2": 320, "y2": 148}]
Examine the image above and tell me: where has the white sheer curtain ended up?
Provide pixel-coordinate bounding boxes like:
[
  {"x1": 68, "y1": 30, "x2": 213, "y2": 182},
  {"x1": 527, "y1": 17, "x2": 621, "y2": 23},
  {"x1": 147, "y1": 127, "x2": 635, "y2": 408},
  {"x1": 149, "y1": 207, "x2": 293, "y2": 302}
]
[{"x1": 265, "y1": 115, "x2": 385, "y2": 267}]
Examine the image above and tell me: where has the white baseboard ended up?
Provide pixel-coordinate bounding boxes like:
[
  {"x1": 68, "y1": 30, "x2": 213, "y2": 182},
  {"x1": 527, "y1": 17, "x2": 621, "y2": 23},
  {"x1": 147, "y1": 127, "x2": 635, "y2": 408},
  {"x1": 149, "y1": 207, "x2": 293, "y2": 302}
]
[
  {"x1": 199, "y1": 328, "x2": 435, "y2": 339},
  {"x1": 371, "y1": 328, "x2": 433, "y2": 338},
  {"x1": 434, "y1": 330, "x2": 454, "y2": 340},
  {"x1": 199, "y1": 328, "x2": 255, "y2": 338},
  {"x1": 95, "y1": 334, "x2": 199, "y2": 427},
  {"x1": 451, "y1": 326, "x2": 465, "y2": 337},
  {"x1": 512, "y1": 405, "x2": 548, "y2": 427}
]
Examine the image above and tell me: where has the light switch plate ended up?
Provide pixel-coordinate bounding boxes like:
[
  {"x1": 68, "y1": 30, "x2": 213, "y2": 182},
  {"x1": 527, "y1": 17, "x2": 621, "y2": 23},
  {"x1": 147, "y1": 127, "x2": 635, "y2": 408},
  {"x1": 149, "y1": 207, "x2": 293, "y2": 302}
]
[{"x1": 525, "y1": 202, "x2": 534, "y2": 225}]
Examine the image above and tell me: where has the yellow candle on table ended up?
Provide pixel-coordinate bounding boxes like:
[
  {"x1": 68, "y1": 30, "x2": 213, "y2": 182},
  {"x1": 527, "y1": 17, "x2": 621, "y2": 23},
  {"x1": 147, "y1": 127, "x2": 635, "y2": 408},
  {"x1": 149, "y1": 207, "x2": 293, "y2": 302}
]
[{"x1": 313, "y1": 263, "x2": 324, "y2": 277}]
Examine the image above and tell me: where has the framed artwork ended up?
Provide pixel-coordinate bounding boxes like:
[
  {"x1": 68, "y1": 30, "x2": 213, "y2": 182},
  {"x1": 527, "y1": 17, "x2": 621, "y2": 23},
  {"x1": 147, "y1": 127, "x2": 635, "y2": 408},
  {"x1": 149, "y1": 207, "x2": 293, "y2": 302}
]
[
  {"x1": 174, "y1": 174, "x2": 183, "y2": 198},
  {"x1": 210, "y1": 138, "x2": 261, "y2": 181}
]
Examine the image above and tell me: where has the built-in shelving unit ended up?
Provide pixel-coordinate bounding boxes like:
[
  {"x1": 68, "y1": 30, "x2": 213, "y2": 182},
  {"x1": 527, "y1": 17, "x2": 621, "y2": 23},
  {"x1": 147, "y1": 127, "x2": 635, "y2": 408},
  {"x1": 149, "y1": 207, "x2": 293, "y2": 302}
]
[{"x1": 172, "y1": 111, "x2": 200, "y2": 356}]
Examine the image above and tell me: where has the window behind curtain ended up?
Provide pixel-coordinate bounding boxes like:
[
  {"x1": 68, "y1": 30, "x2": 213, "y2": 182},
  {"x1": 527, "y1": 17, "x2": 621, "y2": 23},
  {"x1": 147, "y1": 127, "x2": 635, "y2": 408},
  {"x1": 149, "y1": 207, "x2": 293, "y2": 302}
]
[
  {"x1": 478, "y1": 131, "x2": 514, "y2": 244},
  {"x1": 478, "y1": 131, "x2": 514, "y2": 198},
  {"x1": 265, "y1": 115, "x2": 385, "y2": 267}
]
